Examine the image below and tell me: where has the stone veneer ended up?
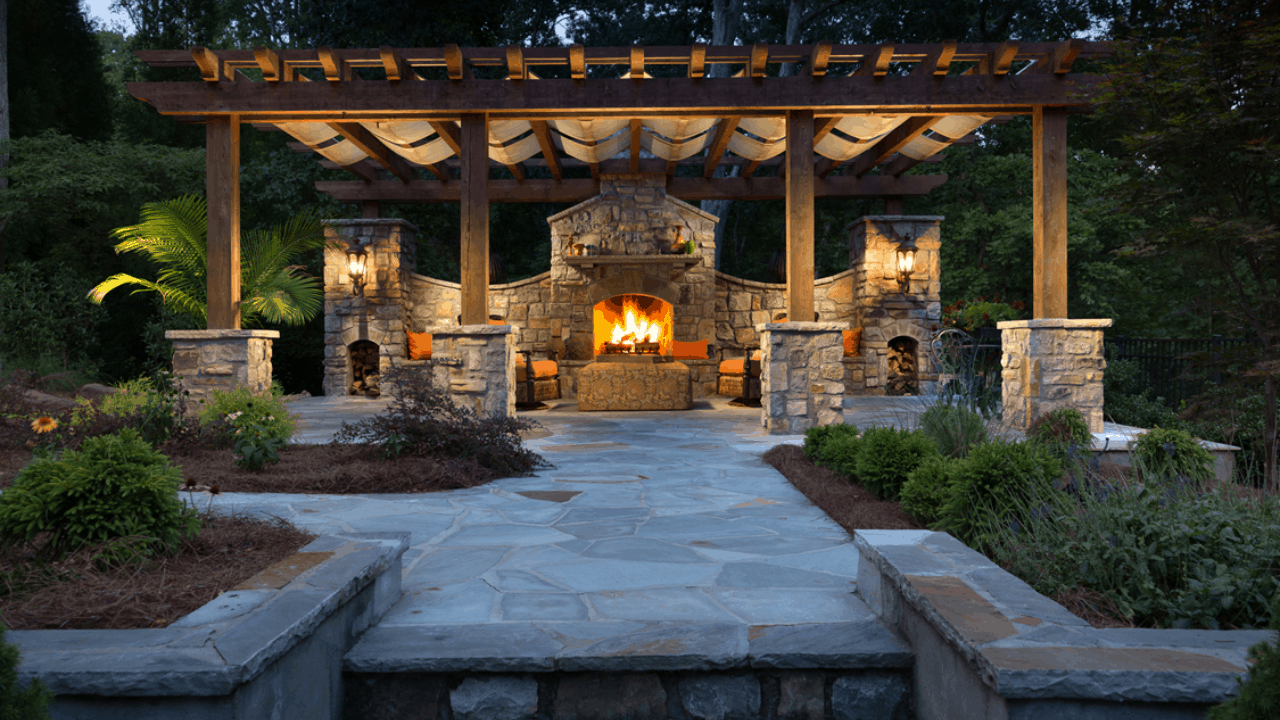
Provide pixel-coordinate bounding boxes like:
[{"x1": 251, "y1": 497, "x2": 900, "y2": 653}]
[
  {"x1": 999, "y1": 318, "x2": 1112, "y2": 433},
  {"x1": 166, "y1": 329, "x2": 278, "y2": 408},
  {"x1": 759, "y1": 322, "x2": 846, "y2": 435},
  {"x1": 850, "y1": 216, "x2": 943, "y2": 395},
  {"x1": 426, "y1": 325, "x2": 517, "y2": 418},
  {"x1": 322, "y1": 219, "x2": 417, "y2": 398},
  {"x1": 577, "y1": 360, "x2": 693, "y2": 411}
]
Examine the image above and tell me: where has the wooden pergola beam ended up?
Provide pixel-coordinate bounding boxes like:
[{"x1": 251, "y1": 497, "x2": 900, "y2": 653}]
[
  {"x1": 314, "y1": 174, "x2": 948, "y2": 203},
  {"x1": 703, "y1": 117, "x2": 740, "y2": 178},
  {"x1": 326, "y1": 122, "x2": 417, "y2": 182},
  {"x1": 909, "y1": 40, "x2": 956, "y2": 77},
  {"x1": 689, "y1": 43, "x2": 706, "y2": 78},
  {"x1": 810, "y1": 41, "x2": 832, "y2": 77},
  {"x1": 129, "y1": 73, "x2": 1102, "y2": 118},
  {"x1": 529, "y1": 120, "x2": 561, "y2": 180},
  {"x1": 855, "y1": 44, "x2": 895, "y2": 77},
  {"x1": 750, "y1": 43, "x2": 769, "y2": 78},
  {"x1": 506, "y1": 45, "x2": 525, "y2": 80},
  {"x1": 318, "y1": 47, "x2": 353, "y2": 82}
]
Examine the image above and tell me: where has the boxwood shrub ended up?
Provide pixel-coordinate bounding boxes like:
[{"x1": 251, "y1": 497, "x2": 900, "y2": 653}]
[{"x1": 854, "y1": 427, "x2": 940, "y2": 501}]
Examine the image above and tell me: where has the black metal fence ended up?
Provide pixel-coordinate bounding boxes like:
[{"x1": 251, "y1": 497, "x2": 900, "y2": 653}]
[{"x1": 1104, "y1": 335, "x2": 1261, "y2": 404}]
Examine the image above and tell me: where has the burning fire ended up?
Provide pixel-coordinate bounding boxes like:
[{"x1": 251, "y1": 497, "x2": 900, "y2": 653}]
[{"x1": 594, "y1": 294, "x2": 673, "y2": 355}]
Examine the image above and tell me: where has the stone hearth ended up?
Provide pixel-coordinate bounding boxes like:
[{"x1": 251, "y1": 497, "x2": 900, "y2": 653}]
[{"x1": 577, "y1": 358, "x2": 692, "y2": 411}]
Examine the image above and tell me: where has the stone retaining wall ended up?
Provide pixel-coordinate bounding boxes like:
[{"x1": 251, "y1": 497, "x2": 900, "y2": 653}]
[{"x1": 344, "y1": 669, "x2": 913, "y2": 720}]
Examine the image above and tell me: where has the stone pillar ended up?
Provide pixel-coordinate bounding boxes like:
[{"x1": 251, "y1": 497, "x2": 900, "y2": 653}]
[
  {"x1": 321, "y1": 219, "x2": 417, "y2": 397},
  {"x1": 427, "y1": 325, "x2": 517, "y2": 418},
  {"x1": 759, "y1": 322, "x2": 845, "y2": 435},
  {"x1": 849, "y1": 215, "x2": 943, "y2": 395},
  {"x1": 999, "y1": 319, "x2": 1112, "y2": 434},
  {"x1": 166, "y1": 329, "x2": 279, "y2": 408}
]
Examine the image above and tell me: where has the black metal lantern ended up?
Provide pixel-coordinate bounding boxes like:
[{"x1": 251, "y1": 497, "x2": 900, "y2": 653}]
[
  {"x1": 895, "y1": 234, "x2": 918, "y2": 294},
  {"x1": 346, "y1": 240, "x2": 368, "y2": 296}
]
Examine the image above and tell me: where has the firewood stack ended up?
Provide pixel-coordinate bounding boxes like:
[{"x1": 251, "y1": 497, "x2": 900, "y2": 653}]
[{"x1": 349, "y1": 344, "x2": 381, "y2": 397}]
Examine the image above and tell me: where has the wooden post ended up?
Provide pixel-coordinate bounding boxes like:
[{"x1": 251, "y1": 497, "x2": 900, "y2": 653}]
[
  {"x1": 460, "y1": 114, "x2": 489, "y2": 325},
  {"x1": 206, "y1": 115, "x2": 241, "y2": 329},
  {"x1": 362, "y1": 201, "x2": 380, "y2": 218},
  {"x1": 1033, "y1": 106, "x2": 1068, "y2": 318},
  {"x1": 884, "y1": 197, "x2": 903, "y2": 215},
  {"x1": 786, "y1": 110, "x2": 815, "y2": 323}
]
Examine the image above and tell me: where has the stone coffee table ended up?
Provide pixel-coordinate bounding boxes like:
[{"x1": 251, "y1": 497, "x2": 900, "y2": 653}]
[{"x1": 576, "y1": 355, "x2": 692, "y2": 411}]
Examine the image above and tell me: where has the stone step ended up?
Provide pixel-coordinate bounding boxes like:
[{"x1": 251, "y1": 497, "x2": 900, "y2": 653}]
[{"x1": 341, "y1": 619, "x2": 916, "y2": 720}]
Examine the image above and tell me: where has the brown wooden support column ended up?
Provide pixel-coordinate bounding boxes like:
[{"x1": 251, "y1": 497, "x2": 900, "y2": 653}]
[
  {"x1": 1033, "y1": 106, "x2": 1068, "y2": 318},
  {"x1": 362, "y1": 201, "x2": 380, "y2": 219},
  {"x1": 785, "y1": 110, "x2": 815, "y2": 323},
  {"x1": 460, "y1": 114, "x2": 489, "y2": 325},
  {"x1": 206, "y1": 115, "x2": 241, "y2": 329}
]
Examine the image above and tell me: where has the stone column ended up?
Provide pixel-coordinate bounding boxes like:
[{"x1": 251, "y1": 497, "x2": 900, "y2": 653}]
[
  {"x1": 321, "y1": 219, "x2": 417, "y2": 397},
  {"x1": 427, "y1": 325, "x2": 517, "y2": 418},
  {"x1": 999, "y1": 319, "x2": 1112, "y2": 433},
  {"x1": 759, "y1": 322, "x2": 845, "y2": 435},
  {"x1": 166, "y1": 329, "x2": 279, "y2": 408}
]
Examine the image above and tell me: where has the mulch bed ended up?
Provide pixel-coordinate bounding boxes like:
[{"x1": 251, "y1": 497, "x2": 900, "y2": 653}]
[
  {"x1": 1, "y1": 513, "x2": 316, "y2": 630},
  {"x1": 761, "y1": 444, "x2": 1139, "y2": 629}
]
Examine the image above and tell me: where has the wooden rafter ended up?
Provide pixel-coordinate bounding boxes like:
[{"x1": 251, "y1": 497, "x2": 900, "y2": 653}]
[
  {"x1": 569, "y1": 44, "x2": 586, "y2": 79},
  {"x1": 814, "y1": 117, "x2": 838, "y2": 144},
  {"x1": 327, "y1": 122, "x2": 417, "y2": 182},
  {"x1": 703, "y1": 117, "x2": 740, "y2": 178},
  {"x1": 825, "y1": 115, "x2": 941, "y2": 178},
  {"x1": 750, "y1": 43, "x2": 769, "y2": 78},
  {"x1": 630, "y1": 46, "x2": 644, "y2": 78},
  {"x1": 380, "y1": 46, "x2": 417, "y2": 81},
  {"x1": 318, "y1": 47, "x2": 353, "y2": 82},
  {"x1": 1033, "y1": 39, "x2": 1083, "y2": 74},
  {"x1": 855, "y1": 44, "x2": 894, "y2": 77},
  {"x1": 910, "y1": 40, "x2": 956, "y2": 77},
  {"x1": 629, "y1": 119, "x2": 641, "y2": 173},
  {"x1": 506, "y1": 45, "x2": 526, "y2": 80},
  {"x1": 689, "y1": 43, "x2": 706, "y2": 78},
  {"x1": 529, "y1": 120, "x2": 561, "y2": 180},
  {"x1": 193, "y1": 47, "x2": 236, "y2": 82},
  {"x1": 444, "y1": 44, "x2": 464, "y2": 80},
  {"x1": 810, "y1": 41, "x2": 832, "y2": 77},
  {"x1": 254, "y1": 47, "x2": 283, "y2": 81}
]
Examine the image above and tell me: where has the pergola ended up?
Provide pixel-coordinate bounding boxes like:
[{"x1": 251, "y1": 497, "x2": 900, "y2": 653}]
[{"x1": 130, "y1": 40, "x2": 1109, "y2": 330}]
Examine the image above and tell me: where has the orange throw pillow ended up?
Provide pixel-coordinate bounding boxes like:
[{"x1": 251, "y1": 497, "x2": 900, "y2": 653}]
[
  {"x1": 843, "y1": 328, "x2": 863, "y2": 357},
  {"x1": 672, "y1": 339, "x2": 708, "y2": 359},
  {"x1": 408, "y1": 332, "x2": 432, "y2": 360}
]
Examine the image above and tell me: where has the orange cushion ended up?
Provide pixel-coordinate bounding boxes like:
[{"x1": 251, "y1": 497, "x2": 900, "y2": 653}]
[
  {"x1": 516, "y1": 359, "x2": 558, "y2": 383},
  {"x1": 490, "y1": 318, "x2": 506, "y2": 325},
  {"x1": 408, "y1": 332, "x2": 432, "y2": 360},
  {"x1": 672, "y1": 339, "x2": 708, "y2": 359},
  {"x1": 843, "y1": 328, "x2": 863, "y2": 357},
  {"x1": 719, "y1": 358, "x2": 746, "y2": 375}
]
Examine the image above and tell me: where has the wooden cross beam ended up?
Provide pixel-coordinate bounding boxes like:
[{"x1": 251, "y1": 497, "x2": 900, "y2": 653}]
[
  {"x1": 326, "y1": 122, "x2": 417, "y2": 182},
  {"x1": 529, "y1": 120, "x2": 561, "y2": 180},
  {"x1": 703, "y1": 117, "x2": 739, "y2": 178}
]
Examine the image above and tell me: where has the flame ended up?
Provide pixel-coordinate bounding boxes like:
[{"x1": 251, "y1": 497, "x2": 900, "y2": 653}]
[{"x1": 594, "y1": 294, "x2": 673, "y2": 355}]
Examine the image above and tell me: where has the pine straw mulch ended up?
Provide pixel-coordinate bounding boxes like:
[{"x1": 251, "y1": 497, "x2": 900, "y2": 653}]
[
  {"x1": 1, "y1": 513, "x2": 316, "y2": 630},
  {"x1": 0, "y1": 442, "x2": 502, "y2": 495},
  {"x1": 761, "y1": 444, "x2": 1139, "y2": 629}
]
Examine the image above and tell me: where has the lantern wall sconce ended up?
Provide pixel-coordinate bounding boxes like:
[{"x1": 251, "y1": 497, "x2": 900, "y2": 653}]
[
  {"x1": 346, "y1": 240, "x2": 369, "y2": 296},
  {"x1": 895, "y1": 233, "x2": 918, "y2": 294}
]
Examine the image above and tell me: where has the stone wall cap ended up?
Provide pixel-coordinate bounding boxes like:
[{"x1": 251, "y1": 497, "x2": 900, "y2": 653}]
[
  {"x1": 758, "y1": 322, "x2": 849, "y2": 332},
  {"x1": 322, "y1": 218, "x2": 420, "y2": 232},
  {"x1": 997, "y1": 319, "x2": 1114, "y2": 330},
  {"x1": 430, "y1": 325, "x2": 516, "y2": 335},
  {"x1": 165, "y1": 330, "x2": 281, "y2": 340},
  {"x1": 853, "y1": 215, "x2": 946, "y2": 223}
]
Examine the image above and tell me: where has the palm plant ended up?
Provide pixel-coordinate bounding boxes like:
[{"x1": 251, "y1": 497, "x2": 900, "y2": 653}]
[{"x1": 88, "y1": 195, "x2": 330, "y2": 327}]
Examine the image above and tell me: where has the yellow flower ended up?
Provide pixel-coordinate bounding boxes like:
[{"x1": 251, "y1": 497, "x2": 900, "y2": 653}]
[{"x1": 30, "y1": 416, "x2": 58, "y2": 434}]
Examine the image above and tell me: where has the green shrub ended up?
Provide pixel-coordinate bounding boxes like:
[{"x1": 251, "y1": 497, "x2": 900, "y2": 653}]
[
  {"x1": 0, "y1": 428, "x2": 200, "y2": 563},
  {"x1": 66, "y1": 371, "x2": 190, "y2": 448},
  {"x1": 333, "y1": 364, "x2": 549, "y2": 476},
  {"x1": 854, "y1": 427, "x2": 940, "y2": 501},
  {"x1": 0, "y1": 623, "x2": 52, "y2": 720},
  {"x1": 918, "y1": 403, "x2": 988, "y2": 458},
  {"x1": 1103, "y1": 357, "x2": 1180, "y2": 428},
  {"x1": 1132, "y1": 426, "x2": 1215, "y2": 488},
  {"x1": 1027, "y1": 407, "x2": 1093, "y2": 463},
  {"x1": 935, "y1": 439, "x2": 1063, "y2": 552},
  {"x1": 819, "y1": 434, "x2": 864, "y2": 479},
  {"x1": 195, "y1": 385, "x2": 296, "y2": 447},
  {"x1": 1209, "y1": 591, "x2": 1280, "y2": 719},
  {"x1": 901, "y1": 455, "x2": 962, "y2": 526},
  {"x1": 803, "y1": 423, "x2": 860, "y2": 465},
  {"x1": 1180, "y1": 384, "x2": 1274, "y2": 488}
]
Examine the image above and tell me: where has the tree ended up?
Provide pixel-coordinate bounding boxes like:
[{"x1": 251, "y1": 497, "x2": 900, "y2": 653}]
[
  {"x1": 1094, "y1": 1, "x2": 1280, "y2": 491},
  {"x1": 89, "y1": 195, "x2": 330, "y2": 328}
]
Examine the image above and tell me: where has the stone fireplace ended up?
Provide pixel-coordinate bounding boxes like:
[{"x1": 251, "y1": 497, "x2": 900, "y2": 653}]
[{"x1": 320, "y1": 185, "x2": 947, "y2": 415}]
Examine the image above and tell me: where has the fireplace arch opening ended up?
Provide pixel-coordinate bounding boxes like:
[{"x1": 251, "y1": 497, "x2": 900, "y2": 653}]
[
  {"x1": 885, "y1": 336, "x2": 919, "y2": 396},
  {"x1": 592, "y1": 294, "x2": 674, "y2": 357}
]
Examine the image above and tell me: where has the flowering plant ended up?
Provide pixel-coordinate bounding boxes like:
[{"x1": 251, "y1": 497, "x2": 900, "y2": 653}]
[{"x1": 223, "y1": 409, "x2": 286, "y2": 471}]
